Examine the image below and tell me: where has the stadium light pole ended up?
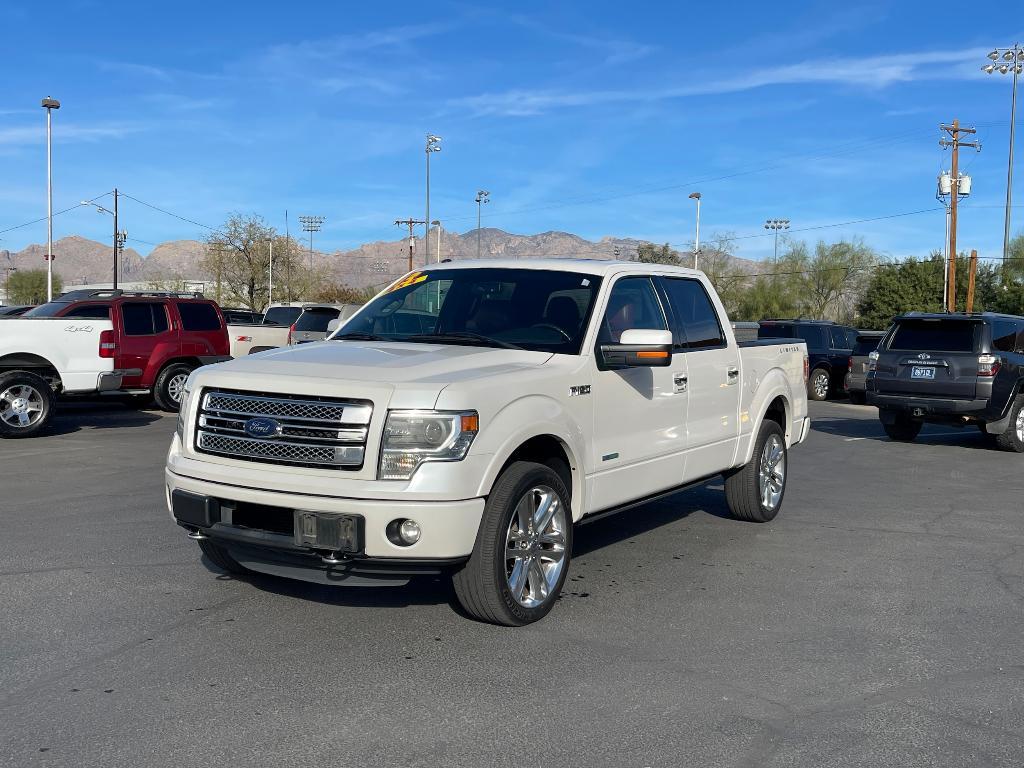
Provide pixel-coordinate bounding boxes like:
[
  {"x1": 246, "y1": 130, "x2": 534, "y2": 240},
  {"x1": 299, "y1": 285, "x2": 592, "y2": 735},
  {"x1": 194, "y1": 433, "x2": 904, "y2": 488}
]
[
  {"x1": 425, "y1": 134, "x2": 441, "y2": 267},
  {"x1": 41, "y1": 96, "x2": 60, "y2": 301},
  {"x1": 688, "y1": 192, "x2": 701, "y2": 269},
  {"x1": 764, "y1": 219, "x2": 790, "y2": 264},
  {"x1": 431, "y1": 220, "x2": 442, "y2": 262},
  {"x1": 475, "y1": 190, "x2": 490, "y2": 258},
  {"x1": 298, "y1": 215, "x2": 325, "y2": 273},
  {"x1": 983, "y1": 45, "x2": 1023, "y2": 265}
]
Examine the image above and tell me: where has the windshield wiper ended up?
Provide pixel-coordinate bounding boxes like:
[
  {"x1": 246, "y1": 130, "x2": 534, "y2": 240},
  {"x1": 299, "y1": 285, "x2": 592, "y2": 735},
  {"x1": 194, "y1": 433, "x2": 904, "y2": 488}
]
[
  {"x1": 332, "y1": 331, "x2": 389, "y2": 342},
  {"x1": 406, "y1": 332, "x2": 523, "y2": 350}
]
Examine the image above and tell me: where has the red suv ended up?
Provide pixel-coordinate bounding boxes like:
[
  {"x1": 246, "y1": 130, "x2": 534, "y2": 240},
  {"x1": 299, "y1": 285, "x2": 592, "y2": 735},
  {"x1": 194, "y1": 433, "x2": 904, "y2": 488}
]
[{"x1": 25, "y1": 290, "x2": 230, "y2": 411}]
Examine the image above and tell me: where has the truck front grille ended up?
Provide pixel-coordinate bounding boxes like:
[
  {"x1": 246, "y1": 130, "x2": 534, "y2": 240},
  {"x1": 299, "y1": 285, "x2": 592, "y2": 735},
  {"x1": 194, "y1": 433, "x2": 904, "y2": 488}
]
[{"x1": 194, "y1": 389, "x2": 372, "y2": 470}]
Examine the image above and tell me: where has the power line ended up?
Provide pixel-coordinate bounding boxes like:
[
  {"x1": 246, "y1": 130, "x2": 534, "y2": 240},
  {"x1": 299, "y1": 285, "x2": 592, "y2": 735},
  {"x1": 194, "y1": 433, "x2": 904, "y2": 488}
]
[
  {"x1": 118, "y1": 192, "x2": 221, "y2": 233},
  {"x1": 0, "y1": 191, "x2": 111, "y2": 236}
]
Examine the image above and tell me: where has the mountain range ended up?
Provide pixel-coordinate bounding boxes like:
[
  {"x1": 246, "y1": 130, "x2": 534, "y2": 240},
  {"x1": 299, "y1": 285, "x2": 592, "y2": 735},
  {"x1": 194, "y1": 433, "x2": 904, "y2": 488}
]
[{"x1": 0, "y1": 229, "x2": 759, "y2": 291}]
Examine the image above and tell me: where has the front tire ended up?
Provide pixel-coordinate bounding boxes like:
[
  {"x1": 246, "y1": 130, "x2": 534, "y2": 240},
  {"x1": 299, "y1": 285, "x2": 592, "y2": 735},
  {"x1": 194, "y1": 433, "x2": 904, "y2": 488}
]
[
  {"x1": 995, "y1": 397, "x2": 1024, "y2": 452},
  {"x1": 453, "y1": 461, "x2": 572, "y2": 626},
  {"x1": 725, "y1": 420, "x2": 787, "y2": 523},
  {"x1": 153, "y1": 363, "x2": 194, "y2": 412},
  {"x1": 0, "y1": 371, "x2": 56, "y2": 439},
  {"x1": 808, "y1": 367, "x2": 830, "y2": 401},
  {"x1": 882, "y1": 413, "x2": 922, "y2": 442}
]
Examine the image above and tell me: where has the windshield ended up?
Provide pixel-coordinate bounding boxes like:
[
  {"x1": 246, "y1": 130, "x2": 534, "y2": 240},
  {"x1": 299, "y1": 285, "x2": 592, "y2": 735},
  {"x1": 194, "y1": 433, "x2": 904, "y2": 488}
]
[
  {"x1": 336, "y1": 268, "x2": 603, "y2": 354},
  {"x1": 888, "y1": 319, "x2": 979, "y2": 353},
  {"x1": 24, "y1": 302, "x2": 71, "y2": 317},
  {"x1": 263, "y1": 306, "x2": 303, "y2": 326},
  {"x1": 294, "y1": 307, "x2": 339, "y2": 332}
]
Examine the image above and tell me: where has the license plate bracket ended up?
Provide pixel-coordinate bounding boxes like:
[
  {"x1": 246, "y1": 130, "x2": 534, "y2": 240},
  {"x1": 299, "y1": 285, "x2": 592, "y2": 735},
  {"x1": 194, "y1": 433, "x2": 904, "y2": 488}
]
[
  {"x1": 294, "y1": 511, "x2": 362, "y2": 552},
  {"x1": 911, "y1": 366, "x2": 936, "y2": 379}
]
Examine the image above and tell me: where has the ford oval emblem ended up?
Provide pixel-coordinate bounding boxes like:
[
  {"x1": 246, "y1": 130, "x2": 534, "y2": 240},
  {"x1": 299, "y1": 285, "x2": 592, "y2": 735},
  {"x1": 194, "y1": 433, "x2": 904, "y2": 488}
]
[{"x1": 244, "y1": 416, "x2": 281, "y2": 439}]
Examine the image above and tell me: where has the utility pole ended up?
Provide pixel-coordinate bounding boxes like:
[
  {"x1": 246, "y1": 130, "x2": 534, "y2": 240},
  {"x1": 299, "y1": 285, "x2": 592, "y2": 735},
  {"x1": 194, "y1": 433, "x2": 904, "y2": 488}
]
[
  {"x1": 940, "y1": 120, "x2": 979, "y2": 312},
  {"x1": 966, "y1": 250, "x2": 979, "y2": 313},
  {"x1": 394, "y1": 219, "x2": 425, "y2": 272},
  {"x1": 475, "y1": 190, "x2": 490, "y2": 258}
]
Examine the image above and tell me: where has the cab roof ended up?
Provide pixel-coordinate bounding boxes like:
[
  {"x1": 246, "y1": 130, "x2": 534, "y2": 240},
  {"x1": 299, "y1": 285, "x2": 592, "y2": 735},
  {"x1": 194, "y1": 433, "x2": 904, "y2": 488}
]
[{"x1": 417, "y1": 258, "x2": 703, "y2": 278}]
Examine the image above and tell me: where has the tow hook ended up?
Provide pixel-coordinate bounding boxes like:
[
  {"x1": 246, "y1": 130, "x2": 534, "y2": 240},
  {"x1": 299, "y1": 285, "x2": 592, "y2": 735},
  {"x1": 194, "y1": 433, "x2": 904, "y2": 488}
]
[
  {"x1": 321, "y1": 551, "x2": 347, "y2": 566},
  {"x1": 186, "y1": 528, "x2": 208, "y2": 540}
]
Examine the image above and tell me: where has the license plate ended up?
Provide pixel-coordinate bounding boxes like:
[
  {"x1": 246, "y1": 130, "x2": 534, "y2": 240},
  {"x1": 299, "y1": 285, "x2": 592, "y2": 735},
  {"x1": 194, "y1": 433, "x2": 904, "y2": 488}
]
[
  {"x1": 911, "y1": 366, "x2": 936, "y2": 379},
  {"x1": 294, "y1": 511, "x2": 361, "y2": 552}
]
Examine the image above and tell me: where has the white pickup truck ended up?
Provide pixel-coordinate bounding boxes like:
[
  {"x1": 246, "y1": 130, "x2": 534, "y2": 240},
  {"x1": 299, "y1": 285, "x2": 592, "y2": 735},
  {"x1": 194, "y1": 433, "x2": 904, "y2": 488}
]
[
  {"x1": 226, "y1": 302, "x2": 304, "y2": 357},
  {"x1": 0, "y1": 318, "x2": 121, "y2": 437},
  {"x1": 166, "y1": 260, "x2": 809, "y2": 625}
]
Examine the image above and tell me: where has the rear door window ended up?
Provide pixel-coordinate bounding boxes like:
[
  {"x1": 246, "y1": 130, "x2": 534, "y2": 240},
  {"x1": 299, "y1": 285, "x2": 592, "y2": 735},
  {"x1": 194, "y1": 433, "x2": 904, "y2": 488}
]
[
  {"x1": 796, "y1": 325, "x2": 825, "y2": 349},
  {"x1": 889, "y1": 319, "x2": 979, "y2": 352},
  {"x1": 177, "y1": 302, "x2": 221, "y2": 331},
  {"x1": 828, "y1": 327, "x2": 850, "y2": 350},
  {"x1": 121, "y1": 302, "x2": 169, "y2": 336},
  {"x1": 660, "y1": 277, "x2": 725, "y2": 349}
]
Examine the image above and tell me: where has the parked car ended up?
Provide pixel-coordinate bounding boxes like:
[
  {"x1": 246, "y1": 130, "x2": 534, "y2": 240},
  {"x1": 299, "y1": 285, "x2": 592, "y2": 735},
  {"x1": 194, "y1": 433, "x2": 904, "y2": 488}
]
[
  {"x1": 0, "y1": 314, "x2": 118, "y2": 437},
  {"x1": 288, "y1": 303, "x2": 363, "y2": 344},
  {"x1": 167, "y1": 260, "x2": 810, "y2": 625},
  {"x1": 867, "y1": 312, "x2": 1024, "y2": 450},
  {"x1": 758, "y1": 319, "x2": 856, "y2": 401},
  {"x1": 221, "y1": 308, "x2": 263, "y2": 325},
  {"x1": 22, "y1": 289, "x2": 230, "y2": 411},
  {"x1": 227, "y1": 302, "x2": 303, "y2": 357},
  {"x1": 0, "y1": 305, "x2": 34, "y2": 317},
  {"x1": 845, "y1": 331, "x2": 885, "y2": 404}
]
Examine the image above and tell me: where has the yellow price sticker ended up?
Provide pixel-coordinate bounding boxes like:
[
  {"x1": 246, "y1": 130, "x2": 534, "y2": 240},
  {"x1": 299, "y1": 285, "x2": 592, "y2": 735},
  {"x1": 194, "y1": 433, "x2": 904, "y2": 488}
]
[{"x1": 385, "y1": 271, "x2": 430, "y2": 293}]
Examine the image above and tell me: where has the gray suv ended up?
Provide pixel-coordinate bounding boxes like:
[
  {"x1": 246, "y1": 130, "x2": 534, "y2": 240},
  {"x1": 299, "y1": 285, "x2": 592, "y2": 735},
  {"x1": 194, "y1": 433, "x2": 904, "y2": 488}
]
[
  {"x1": 845, "y1": 331, "x2": 884, "y2": 404},
  {"x1": 288, "y1": 303, "x2": 363, "y2": 344}
]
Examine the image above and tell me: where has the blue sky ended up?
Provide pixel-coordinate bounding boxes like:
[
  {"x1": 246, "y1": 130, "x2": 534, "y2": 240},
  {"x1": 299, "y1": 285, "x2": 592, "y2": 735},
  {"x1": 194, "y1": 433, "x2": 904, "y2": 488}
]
[{"x1": 1, "y1": 0, "x2": 1022, "y2": 264}]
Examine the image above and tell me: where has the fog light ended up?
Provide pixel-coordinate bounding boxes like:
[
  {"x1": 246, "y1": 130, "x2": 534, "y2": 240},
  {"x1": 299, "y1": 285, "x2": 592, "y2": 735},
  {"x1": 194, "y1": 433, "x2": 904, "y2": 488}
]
[{"x1": 386, "y1": 518, "x2": 422, "y2": 547}]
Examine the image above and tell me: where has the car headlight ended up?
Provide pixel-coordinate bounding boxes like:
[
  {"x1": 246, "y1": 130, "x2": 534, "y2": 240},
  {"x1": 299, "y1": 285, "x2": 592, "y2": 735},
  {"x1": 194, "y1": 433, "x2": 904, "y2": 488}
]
[
  {"x1": 175, "y1": 375, "x2": 196, "y2": 440},
  {"x1": 379, "y1": 410, "x2": 479, "y2": 480}
]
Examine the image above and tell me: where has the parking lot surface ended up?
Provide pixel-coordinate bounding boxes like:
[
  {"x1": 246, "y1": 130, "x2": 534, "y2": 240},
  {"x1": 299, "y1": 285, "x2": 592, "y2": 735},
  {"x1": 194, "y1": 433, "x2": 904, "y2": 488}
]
[{"x1": 2, "y1": 399, "x2": 1023, "y2": 767}]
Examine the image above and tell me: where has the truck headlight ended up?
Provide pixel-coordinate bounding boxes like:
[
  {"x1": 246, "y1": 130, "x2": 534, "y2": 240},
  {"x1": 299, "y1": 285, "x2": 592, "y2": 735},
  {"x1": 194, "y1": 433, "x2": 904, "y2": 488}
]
[
  {"x1": 379, "y1": 410, "x2": 479, "y2": 480},
  {"x1": 175, "y1": 375, "x2": 196, "y2": 441}
]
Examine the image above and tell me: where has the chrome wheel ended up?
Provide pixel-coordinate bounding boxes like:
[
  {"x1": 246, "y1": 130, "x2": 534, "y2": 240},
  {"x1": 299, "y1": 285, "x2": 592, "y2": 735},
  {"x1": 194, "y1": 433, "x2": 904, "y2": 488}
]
[
  {"x1": 167, "y1": 373, "x2": 188, "y2": 404},
  {"x1": 0, "y1": 384, "x2": 44, "y2": 429},
  {"x1": 758, "y1": 434, "x2": 786, "y2": 511},
  {"x1": 505, "y1": 485, "x2": 568, "y2": 609},
  {"x1": 812, "y1": 372, "x2": 829, "y2": 399},
  {"x1": 1016, "y1": 409, "x2": 1024, "y2": 444}
]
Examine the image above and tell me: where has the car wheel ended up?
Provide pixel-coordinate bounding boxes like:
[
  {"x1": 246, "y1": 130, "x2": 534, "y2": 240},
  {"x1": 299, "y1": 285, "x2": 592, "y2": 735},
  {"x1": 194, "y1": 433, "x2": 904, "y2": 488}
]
[
  {"x1": 808, "y1": 368, "x2": 830, "y2": 401},
  {"x1": 0, "y1": 371, "x2": 56, "y2": 439},
  {"x1": 725, "y1": 419, "x2": 787, "y2": 523},
  {"x1": 197, "y1": 539, "x2": 247, "y2": 575},
  {"x1": 153, "y1": 363, "x2": 194, "y2": 412},
  {"x1": 453, "y1": 461, "x2": 572, "y2": 626},
  {"x1": 882, "y1": 414, "x2": 922, "y2": 442},
  {"x1": 995, "y1": 397, "x2": 1024, "y2": 452},
  {"x1": 848, "y1": 391, "x2": 866, "y2": 405}
]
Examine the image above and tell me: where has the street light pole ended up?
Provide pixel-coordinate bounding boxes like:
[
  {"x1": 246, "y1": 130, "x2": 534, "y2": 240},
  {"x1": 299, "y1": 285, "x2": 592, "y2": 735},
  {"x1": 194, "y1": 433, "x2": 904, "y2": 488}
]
[
  {"x1": 266, "y1": 238, "x2": 274, "y2": 305},
  {"x1": 764, "y1": 219, "x2": 791, "y2": 264},
  {"x1": 983, "y1": 45, "x2": 1023, "y2": 265},
  {"x1": 688, "y1": 192, "x2": 701, "y2": 269},
  {"x1": 41, "y1": 97, "x2": 60, "y2": 301},
  {"x1": 431, "y1": 220, "x2": 442, "y2": 262},
  {"x1": 81, "y1": 193, "x2": 126, "y2": 289},
  {"x1": 475, "y1": 190, "x2": 489, "y2": 258},
  {"x1": 425, "y1": 134, "x2": 441, "y2": 268}
]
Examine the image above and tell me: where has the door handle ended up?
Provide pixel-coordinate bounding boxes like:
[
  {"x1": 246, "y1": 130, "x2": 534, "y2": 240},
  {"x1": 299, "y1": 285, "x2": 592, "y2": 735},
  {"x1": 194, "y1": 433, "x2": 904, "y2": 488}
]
[
  {"x1": 673, "y1": 373, "x2": 688, "y2": 393},
  {"x1": 727, "y1": 367, "x2": 739, "y2": 385}
]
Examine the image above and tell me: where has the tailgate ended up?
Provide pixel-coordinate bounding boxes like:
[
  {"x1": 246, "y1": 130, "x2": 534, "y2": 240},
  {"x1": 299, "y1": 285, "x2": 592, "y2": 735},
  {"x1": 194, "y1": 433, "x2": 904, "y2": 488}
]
[{"x1": 873, "y1": 319, "x2": 980, "y2": 399}]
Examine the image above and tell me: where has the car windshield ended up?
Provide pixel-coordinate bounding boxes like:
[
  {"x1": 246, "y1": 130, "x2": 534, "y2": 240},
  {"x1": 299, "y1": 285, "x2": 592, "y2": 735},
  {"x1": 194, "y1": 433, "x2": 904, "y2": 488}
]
[
  {"x1": 335, "y1": 267, "x2": 603, "y2": 354},
  {"x1": 294, "y1": 308, "x2": 339, "y2": 332},
  {"x1": 888, "y1": 319, "x2": 979, "y2": 352},
  {"x1": 263, "y1": 306, "x2": 303, "y2": 326},
  {"x1": 23, "y1": 301, "x2": 72, "y2": 317}
]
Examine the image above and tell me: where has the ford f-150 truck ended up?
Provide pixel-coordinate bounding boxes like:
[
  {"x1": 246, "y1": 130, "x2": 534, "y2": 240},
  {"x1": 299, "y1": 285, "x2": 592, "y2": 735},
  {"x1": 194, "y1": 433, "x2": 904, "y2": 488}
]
[{"x1": 166, "y1": 260, "x2": 810, "y2": 625}]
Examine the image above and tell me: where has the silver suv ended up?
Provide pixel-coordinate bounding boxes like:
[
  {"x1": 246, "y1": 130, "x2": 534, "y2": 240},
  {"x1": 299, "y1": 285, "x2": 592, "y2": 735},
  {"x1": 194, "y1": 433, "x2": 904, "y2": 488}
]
[{"x1": 288, "y1": 303, "x2": 363, "y2": 344}]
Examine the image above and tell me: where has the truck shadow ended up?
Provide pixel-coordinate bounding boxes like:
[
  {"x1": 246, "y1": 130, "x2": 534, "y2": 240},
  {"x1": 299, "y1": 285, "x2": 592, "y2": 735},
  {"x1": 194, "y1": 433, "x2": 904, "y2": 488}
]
[
  {"x1": 43, "y1": 401, "x2": 166, "y2": 436},
  {"x1": 811, "y1": 417, "x2": 995, "y2": 450}
]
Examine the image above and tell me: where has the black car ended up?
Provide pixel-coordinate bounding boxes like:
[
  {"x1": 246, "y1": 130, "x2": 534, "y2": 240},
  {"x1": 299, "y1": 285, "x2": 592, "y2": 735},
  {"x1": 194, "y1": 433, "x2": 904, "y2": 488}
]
[
  {"x1": 866, "y1": 312, "x2": 1024, "y2": 451},
  {"x1": 758, "y1": 319, "x2": 857, "y2": 400}
]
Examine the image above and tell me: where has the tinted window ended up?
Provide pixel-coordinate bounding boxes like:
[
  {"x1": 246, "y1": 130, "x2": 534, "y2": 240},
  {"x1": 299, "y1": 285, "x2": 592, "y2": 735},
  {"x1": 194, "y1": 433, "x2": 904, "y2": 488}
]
[
  {"x1": 991, "y1": 320, "x2": 1020, "y2": 353},
  {"x1": 795, "y1": 325, "x2": 825, "y2": 349},
  {"x1": 24, "y1": 301, "x2": 73, "y2": 317},
  {"x1": 222, "y1": 310, "x2": 261, "y2": 324},
  {"x1": 294, "y1": 307, "x2": 340, "y2": 332},
  {"x1": 758, "y1": 323, "x2": 793, "y2": 339},
  {"x1": 64, "y1": 304, "x2": 110, "y2": 319},
  {"x1": 889, "y1": 319, "x2": 979, "y2": 352},
  {"x1": 661, "y1": 278, "x2": 725, "y2": 349},
  {"x1": 829, "y1": 326, "x2": 851, "y2": 350},
  {"x1": 178, "y1": 302, "x2": 221, "y2": 331},
  {"x1": 340, "y1": 268, "x2": 604, "y2": 354},
  {"x1": 122, "y1": 302, "x2": 169, "y2": 336},
  {"x1": 263, "y1": 306, "x2": 303, "y2": 326},
  {"x1": 852, "y1": 335, "x2": 882, "y2": 356},
  {"x1": 598, "y1": 277, "x2": 667, "y2": 344}
]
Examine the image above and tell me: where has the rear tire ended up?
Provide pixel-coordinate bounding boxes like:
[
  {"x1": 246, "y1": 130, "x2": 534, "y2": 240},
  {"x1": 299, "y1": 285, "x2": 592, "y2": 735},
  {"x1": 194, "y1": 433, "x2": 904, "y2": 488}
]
[
  {"x1": 0, "y1": 371, "x2": 56, "y2": 439},
  {"x1": 725, "y1": 420, "x2": 787, "y2": 523},
  {"x1": 995, "y1": 397, "x2": 1024, "y2": 452},
  {"x1": 453, "y1": 461, "x2": 572, "y2": 626},
  {"x1": 808, "y1": 368, "x2": 830, "y2": 401},
  {"x1": 153, "y1": 363, "x2": 194, "y2": 412},
  {"x1": 882, "y1": 414, "x2": 922, "y2": 442},
  {"x1": 197, "y1": 539, "x2": 246, "y2": 575}
]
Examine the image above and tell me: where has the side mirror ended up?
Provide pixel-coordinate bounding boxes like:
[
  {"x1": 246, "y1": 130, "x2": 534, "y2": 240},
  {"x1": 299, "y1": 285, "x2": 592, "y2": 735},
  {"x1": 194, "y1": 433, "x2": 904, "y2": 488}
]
[
  {"x1": 326, "y1": 318, "x2": 342, "y2": 333},
  {"x1": 599, "y1": 328, "x2": 673, "y2": 369}
]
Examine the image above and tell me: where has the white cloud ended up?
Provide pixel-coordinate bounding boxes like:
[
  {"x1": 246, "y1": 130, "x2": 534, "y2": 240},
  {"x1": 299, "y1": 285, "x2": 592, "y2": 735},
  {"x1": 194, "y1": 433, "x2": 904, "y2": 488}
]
[{"x1": 0, "y1": 122, "x2": 143, "y2": 146}]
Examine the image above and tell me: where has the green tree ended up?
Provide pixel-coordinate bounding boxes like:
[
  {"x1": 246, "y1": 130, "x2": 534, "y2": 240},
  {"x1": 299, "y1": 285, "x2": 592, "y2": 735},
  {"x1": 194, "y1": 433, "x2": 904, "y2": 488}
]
[
  {"x1": 691, "y1": 232, "x2": 748, "y2": 315},
  {"x1": 798, "y1": 238, "x2": 879, "y2": 322},
  {"x1": 7, "y1": 269, "x2": 62, "y2": 305},
  {"x1": 733, "y1": 249, "x2": 807, "y2": 321},
  {"x1": 635, "y1": 242, "x2": 682, "y2": 266},
  {"x1": 311, "y1": 282, "x2": 378, "y2": 304}
]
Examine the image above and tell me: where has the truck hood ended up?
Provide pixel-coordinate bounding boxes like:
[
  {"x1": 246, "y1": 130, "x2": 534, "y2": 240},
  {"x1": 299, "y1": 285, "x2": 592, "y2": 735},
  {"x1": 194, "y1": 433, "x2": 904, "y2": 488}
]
[{"x1": 212, "y1": 340, "x2": 553, "y2": 385}]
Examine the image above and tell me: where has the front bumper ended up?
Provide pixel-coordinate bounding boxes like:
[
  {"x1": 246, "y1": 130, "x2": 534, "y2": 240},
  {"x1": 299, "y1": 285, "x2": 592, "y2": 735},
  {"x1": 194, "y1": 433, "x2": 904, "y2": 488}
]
[{"x1": 165, "y1": 468, "x2": 485, "y2": 563}]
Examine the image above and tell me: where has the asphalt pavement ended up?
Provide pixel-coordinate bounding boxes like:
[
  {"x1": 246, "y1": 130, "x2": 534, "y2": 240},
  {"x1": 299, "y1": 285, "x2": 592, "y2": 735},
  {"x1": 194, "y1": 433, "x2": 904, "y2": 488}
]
[{"x1": 1, "y1": 399, "x2": 1023, "y2": 767}]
